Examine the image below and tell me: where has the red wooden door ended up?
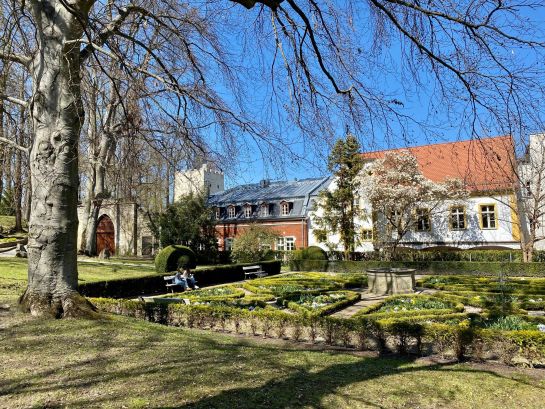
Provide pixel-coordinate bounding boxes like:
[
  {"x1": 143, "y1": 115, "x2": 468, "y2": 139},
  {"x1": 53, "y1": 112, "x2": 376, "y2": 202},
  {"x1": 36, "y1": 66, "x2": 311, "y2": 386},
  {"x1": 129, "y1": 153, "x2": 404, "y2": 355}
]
[{"x1": 96, "y1": 215, "x2": 115, "y2": 255}]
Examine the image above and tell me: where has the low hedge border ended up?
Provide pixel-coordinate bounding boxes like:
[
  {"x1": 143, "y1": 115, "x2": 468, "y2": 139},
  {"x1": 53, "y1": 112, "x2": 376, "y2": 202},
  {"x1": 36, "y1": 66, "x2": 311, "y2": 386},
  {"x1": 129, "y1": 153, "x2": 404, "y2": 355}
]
[
  {"x1": 159, "y1": 285, "x2": 246, "y2": 302},
  {"x1": 80, "y1": 260, "x2": 281, "y2": 298},
  {"x1": 279, "y1": 291, "x2": 361, "y2": 317},
  {"x1": 353, "y1": 294, "x2": 462, "y2": 317},
  {"x1": 91, "y1": 297, "x2": 545, "y2": 365},
  {"x1": 290, "y1": 259, "x2": 545, "y2": 277}
]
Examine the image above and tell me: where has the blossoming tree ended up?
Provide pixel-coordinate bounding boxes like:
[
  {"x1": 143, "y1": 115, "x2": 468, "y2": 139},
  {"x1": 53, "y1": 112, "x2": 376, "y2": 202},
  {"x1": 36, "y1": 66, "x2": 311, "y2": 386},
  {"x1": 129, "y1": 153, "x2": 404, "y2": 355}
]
[{"x1": 360, "y1": 151, "x2": 468, "y2": 259}]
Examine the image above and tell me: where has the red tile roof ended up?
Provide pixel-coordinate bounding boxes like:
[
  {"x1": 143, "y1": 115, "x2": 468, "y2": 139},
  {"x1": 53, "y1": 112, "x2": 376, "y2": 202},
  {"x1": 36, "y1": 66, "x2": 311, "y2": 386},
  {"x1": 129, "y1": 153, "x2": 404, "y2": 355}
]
[{"x1": 361, "y1": 136, "x2": 516, "y2": 192}]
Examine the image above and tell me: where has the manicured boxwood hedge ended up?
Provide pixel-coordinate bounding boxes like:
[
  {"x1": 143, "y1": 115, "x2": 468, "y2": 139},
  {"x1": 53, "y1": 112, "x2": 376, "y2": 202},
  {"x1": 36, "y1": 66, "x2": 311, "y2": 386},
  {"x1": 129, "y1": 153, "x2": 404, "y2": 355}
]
[
  {"x1": 80, "y1": 260, "x2": 281, "y2": 298},
  {"x1": 92, "y1": 297, "x2": 545, "y2": 365},
  {"x1": 155, "y1": 245, "x2": 197, "y2": 273},
  {"x1": 290, "y1": 259, "x2": 545, "y2": 277}
]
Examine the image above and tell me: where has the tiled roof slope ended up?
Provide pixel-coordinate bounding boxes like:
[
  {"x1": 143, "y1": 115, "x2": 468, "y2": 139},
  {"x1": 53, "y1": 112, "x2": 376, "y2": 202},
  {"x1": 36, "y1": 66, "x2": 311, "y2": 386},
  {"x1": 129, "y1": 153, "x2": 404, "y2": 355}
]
[
  {"x1": 361, "y1": 136, "x2": 516, "y2": 192},
  {"x1": 208, "y1": 177, "x2": 331, "y2": 219}
]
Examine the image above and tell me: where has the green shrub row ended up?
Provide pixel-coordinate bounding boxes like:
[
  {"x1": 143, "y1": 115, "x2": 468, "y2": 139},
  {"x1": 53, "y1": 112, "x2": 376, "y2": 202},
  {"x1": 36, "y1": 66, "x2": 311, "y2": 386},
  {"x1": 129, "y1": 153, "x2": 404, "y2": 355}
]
[
  {"x1": 279, "y1": 291, "x2": 361, "y2": 317},
  {"x1": 79, "y1": 260, "x2": 281, "y2": 298},
  {"x1": 91, "y1": 297, "x2": 545, "y2": 365},
  {"x1": 326, "y1": 249, "x2": 545, "y2": 263},
  {"x1": 290, "y1": 259, "x2": 545, "y2": 277},
  {"x1": 353, "y1": 294, "x2": 464, "y2": 318}
]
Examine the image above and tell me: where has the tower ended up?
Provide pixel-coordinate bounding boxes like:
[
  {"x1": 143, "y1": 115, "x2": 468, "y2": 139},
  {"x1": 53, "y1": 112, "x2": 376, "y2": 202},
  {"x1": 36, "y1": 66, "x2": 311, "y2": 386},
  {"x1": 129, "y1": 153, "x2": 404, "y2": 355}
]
[{"x1": 173, "y1": 163, "x2": 224, "y2": 201}]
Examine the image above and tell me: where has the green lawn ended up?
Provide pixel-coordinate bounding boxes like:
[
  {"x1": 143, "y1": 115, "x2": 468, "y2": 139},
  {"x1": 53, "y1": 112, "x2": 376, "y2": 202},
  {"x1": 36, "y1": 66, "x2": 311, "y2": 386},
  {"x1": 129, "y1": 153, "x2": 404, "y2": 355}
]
[
  {"x1": 0, "y1": 307, "x2": 544, "y2": 409},
  {"x1": 0, "y1": 257, "x2": 156, "y2": 303},
  {"x1": 0, "y1": 215, "x2": 16, "y2": 229}
]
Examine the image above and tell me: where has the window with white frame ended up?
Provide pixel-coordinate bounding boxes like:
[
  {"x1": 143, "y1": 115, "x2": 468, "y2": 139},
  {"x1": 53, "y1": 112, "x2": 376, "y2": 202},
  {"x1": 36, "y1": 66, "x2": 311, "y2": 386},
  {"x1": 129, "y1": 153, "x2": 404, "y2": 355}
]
[
  {"x1": 224, "y1": 238, "x2": 233, "y2": 251},
  {"x1": 285, "y1": 237, "x2": 295, "y2": 251},
  {"x1": 416, "y1": 208, "x2": 431, "y2": 231},
  {"x1": 244, "y1": 204, "x2": 252, "y2": 218},
  {"x1": 480, "y1": 204, "x2": 497, "y2": 229},
  {"x1": 361, "y1": 229, "x2": 373, "y2": 241},
  {"x1": 227, "y1": 206, "x2": 236, "y2": 218},
  {"x1": 277, "y1": 236, "x2": 295, "y2": 251},
  {"x1": 281, "y1": 202, "x2": 290, "y2": 216},
  {"x1": 214, "y1": 207, "x2": 220, "y2": 220},
  {"x1": 450, "y1": 206, "x2": 466, "y2": 230},
  {"x1": 260, "y1": 203, "x2": 269, "y2": 217}
]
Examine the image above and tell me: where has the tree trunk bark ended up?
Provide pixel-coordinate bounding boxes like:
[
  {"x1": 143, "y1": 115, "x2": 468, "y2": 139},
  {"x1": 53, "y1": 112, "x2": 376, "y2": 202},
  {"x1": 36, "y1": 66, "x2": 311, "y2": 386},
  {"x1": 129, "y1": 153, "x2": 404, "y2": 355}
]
[{"x1": 20, "y1": 1, "x2": 96, "y2": 318}]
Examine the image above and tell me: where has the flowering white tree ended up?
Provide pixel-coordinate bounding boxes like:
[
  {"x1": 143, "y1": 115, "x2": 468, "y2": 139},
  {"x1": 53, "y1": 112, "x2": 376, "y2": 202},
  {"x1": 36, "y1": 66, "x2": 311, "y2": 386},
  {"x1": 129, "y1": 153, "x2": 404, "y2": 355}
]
[{"x1": 361, "y1": 151, "x2": 468, "y2": 258}]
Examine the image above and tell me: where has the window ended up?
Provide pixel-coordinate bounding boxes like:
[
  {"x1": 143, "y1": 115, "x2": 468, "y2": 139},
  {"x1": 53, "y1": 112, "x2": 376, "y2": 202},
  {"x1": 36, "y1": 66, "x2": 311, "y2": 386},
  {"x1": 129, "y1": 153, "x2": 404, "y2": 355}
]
[
  {"x1": 480, "y1": 204, "x2": 497, "y2": 229},
  {"x1": 361, "y1": 229, "x2": 373, "y2": 241},
  {"x1": 416, "y1": 209, "x2": 431, "y2": 231},
  {"x1": 281, "y1": 202, "x2": 290, "y2": 216},
  {"x1": 224, "y1": 238, "x2": 233, "y2": 251},
  {"x1": 450, "y1": 206, "x2": 466, "y2": 230},
  {"x1": 260, "y1": 203, "x2": 269, "y2": 217},
  {"x1": 227, "y1": 206, "x2": 236, "y2": 218},
  {"x1": 277, "y1": 237, "x2": 295, "y2": 251},
  {"x1": 390, "y1": 210, "x2": 401, "y2": 224},
  {"x1": 244, "y1": 204, "x2": 252, "y2": 218},
  {"x1": 285, "y1": 237, "x2": 295, "y2": 251},
  {"x1": 214, "y1": 207, "x2": 220, "y2": 220}
]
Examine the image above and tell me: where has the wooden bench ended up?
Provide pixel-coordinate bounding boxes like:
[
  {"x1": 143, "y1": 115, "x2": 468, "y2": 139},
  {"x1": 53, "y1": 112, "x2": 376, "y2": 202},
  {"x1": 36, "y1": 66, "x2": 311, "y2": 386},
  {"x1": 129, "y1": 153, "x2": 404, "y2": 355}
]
[
  {"x1": 243, "y1": 265, "x2": 268, "y2": 280},
  {"x1": 164, "y1": 275, "x2": 185, "y2": 293}
]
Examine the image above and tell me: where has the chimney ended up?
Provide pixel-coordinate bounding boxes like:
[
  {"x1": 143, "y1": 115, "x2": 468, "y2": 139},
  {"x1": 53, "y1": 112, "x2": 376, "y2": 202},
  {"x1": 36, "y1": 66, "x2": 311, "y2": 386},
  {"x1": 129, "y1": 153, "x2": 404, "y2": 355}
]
[{"x1": 260, "y1": 179, "x2": 270, "y2": 188}]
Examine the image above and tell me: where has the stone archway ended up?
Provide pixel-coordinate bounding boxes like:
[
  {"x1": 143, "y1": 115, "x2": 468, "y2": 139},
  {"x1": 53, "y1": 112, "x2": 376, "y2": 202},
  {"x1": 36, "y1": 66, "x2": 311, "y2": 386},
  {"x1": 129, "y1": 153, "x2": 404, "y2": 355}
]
[{"x1": 96, "y1": 214, "x2": 115, "y2": 255}]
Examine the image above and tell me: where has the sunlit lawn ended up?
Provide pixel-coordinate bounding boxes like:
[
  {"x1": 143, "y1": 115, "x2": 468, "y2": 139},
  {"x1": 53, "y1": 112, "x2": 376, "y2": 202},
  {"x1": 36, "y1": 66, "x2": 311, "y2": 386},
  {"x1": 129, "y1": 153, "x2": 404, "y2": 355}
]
[
  {"x1": 0, "y1": 307, "x2": 544, "y2": 409},
  {"x1": 1, "y1": 258, "x2": 544, "y2": 408},
  {"x1": 0, "y1": 257, "x2": 156, "y2": 303}
]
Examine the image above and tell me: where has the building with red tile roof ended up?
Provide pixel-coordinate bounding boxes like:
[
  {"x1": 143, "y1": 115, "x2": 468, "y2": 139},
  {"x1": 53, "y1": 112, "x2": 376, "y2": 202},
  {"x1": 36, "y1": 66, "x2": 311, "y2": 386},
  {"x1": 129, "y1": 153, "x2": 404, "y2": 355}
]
[{"x1": 361, "y1": 136, "x2": 516, "y2": 192}]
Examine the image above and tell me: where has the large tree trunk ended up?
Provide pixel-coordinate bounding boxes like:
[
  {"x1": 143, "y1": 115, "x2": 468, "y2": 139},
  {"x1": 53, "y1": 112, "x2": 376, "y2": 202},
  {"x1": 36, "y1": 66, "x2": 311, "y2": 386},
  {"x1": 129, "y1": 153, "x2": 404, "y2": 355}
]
[{"x1": 20, "y1": 1, "x2": 96, "y2": 318}]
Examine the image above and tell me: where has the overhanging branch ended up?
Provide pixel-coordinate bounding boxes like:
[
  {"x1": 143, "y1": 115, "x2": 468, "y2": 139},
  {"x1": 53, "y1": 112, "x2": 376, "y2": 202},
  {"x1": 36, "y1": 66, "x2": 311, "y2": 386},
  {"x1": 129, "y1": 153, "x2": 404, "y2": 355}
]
[
  {"x1": 0, "y1": 137, "x2": 29, "y2": 153},
  {"x1": 0, "y1": 94, "x2": 28, "y2": 108},
  {"x1": 0, "y1": 51, "x2": 31, "y2": 67}
]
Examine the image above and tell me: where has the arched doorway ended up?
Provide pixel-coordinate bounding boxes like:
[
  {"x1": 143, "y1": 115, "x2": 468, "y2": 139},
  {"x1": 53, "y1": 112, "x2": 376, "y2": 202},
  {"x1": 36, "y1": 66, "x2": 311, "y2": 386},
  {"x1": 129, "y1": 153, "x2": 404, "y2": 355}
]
[{"x1": 96, "y1": 215, "x2": 115, "y2": 255}]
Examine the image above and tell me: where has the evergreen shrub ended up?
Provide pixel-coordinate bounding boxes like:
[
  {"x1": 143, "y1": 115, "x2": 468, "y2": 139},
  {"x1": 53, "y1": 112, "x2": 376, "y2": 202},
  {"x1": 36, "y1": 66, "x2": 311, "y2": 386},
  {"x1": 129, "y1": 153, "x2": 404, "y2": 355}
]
[
  {"x1": 80, "y1": 260, "x2": 281, "y2": 298},
  {"x1": 155, "y1": 245, "x2": 197, "y2": 274},
  {"x1": 303, "y1": 246, "x2": 328, "y2": 260}
]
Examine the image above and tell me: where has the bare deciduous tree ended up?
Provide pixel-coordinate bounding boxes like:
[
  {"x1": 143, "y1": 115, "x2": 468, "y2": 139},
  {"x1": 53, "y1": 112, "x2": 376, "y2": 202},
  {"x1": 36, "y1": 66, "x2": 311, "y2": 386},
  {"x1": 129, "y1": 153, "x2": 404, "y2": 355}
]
[{"x1": 0, "y1": 0, "x2": 544, "y2": 317}]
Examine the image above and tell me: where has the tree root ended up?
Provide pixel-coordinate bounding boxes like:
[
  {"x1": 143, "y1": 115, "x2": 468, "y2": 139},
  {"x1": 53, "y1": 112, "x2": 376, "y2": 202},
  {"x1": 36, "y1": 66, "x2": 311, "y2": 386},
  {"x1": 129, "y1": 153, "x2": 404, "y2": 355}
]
[{"x1": 19, "y1": 288, "x2": 99, "y2": 319}]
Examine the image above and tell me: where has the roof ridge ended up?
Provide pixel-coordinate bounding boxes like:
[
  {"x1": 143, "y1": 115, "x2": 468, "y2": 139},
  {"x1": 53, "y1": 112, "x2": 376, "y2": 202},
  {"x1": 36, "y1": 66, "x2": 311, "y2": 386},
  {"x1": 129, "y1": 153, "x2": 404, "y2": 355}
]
[{"x1": 361, "y1": 135, "x2": 512, "y2": 156}]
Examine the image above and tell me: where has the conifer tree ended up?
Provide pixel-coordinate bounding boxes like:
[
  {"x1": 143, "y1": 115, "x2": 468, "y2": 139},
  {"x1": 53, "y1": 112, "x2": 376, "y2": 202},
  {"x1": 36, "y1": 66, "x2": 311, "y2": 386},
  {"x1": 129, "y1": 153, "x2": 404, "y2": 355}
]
[{"x1": 313, "y1": 132, "x2": 363, "y2": 260}]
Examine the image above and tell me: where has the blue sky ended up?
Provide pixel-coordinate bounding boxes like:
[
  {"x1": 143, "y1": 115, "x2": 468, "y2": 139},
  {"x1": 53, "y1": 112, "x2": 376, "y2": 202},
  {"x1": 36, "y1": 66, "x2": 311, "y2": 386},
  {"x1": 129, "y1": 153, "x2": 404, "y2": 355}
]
[{"x1": 193, "y1": 2, "x2": 545, "y2": 189}]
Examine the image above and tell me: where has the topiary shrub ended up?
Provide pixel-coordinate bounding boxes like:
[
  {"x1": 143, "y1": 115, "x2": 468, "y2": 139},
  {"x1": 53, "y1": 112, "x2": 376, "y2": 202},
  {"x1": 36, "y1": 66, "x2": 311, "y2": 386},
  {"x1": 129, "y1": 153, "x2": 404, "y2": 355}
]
[
  {"x1": 303, "y1": 246, "x2": 328, "y2": 260},
  {"x1": 155, "y1": 245, "x2": 197, "y2": 273}
]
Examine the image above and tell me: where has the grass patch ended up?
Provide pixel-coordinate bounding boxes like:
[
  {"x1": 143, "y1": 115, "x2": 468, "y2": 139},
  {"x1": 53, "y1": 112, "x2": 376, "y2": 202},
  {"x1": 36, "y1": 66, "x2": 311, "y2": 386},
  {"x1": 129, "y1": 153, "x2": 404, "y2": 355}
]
[
  {"x1": 0, "y1": 257, "x2": 156, "y2": 301},
  {"x1": 1, "y1": 307, "x2": 544, "y2": 408}
]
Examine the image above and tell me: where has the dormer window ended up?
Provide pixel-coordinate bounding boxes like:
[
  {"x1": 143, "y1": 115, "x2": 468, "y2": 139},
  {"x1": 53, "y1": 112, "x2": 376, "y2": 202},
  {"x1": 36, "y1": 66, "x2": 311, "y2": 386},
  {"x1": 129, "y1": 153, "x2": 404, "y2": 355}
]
[
  {"x1": 214, "y1": 207, "x2": 220, "y2": 220},
  {"x1": 281, "y1": 201, "x2": 291, "y2": 216},
  {"x1": 244, "y1": 204, "x2": 252, "y2": 218},
  {"x1": 259, "y1": 203, "x2": 269, "y2": 217},
  {"x1": 227, "y1": 205, "x2": 236, "y2": 218}
]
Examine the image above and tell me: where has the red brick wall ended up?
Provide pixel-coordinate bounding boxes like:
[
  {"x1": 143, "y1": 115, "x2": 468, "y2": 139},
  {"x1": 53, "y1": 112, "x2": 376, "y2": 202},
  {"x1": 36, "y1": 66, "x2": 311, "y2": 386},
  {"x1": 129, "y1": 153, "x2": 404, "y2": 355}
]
[{"x1": 215, "y1": 219, "x2": 308, "y2": 250}]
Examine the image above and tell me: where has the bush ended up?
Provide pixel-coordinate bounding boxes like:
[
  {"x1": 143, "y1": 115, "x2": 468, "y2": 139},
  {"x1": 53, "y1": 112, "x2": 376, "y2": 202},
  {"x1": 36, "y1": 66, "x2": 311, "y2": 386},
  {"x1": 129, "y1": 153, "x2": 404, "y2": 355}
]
[
  {"x1": 92, "y1": 296, "x2": 545, "y2": 364},
  {"x1": 155, "y1": 245, "x2": 197, "y2": 273},
  {"x1": 290, "y1": 259, "x2": 545, "y2": 277},
  {"x1": 80, "y1": 260, "x2": 281, "y2": 298},
  {"x1": 303, "y1": 246, "x2": 328, "y2": 260}
]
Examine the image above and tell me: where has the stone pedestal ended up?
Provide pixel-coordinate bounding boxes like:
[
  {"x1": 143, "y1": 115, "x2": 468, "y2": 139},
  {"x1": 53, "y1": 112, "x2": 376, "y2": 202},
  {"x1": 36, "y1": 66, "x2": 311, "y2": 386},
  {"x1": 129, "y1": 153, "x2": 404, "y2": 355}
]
[{"x1": 366, "y1": 268, "x2": 416, "y2": 295}]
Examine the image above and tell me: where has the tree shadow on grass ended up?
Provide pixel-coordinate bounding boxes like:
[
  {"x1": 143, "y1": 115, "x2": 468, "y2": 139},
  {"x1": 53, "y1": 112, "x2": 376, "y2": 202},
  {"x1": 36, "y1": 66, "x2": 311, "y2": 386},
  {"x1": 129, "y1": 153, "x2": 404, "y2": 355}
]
[{"x1": 2, "y1": 314, "x2": 544, "y2": 409}]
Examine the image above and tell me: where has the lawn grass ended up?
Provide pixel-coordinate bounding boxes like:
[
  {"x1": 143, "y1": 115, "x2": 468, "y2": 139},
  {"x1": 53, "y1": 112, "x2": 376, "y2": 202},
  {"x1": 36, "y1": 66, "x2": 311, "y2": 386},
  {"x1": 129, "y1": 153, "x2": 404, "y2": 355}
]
[
  {"x1": 0, "y1": 215, "x2": 16, "y2": 229},
  {"x1": 1, "y1": 306, "x2": 544, "y2": 408},
  {"x1": 0, "y1": 257, "x2": 156, "y2": 303}
]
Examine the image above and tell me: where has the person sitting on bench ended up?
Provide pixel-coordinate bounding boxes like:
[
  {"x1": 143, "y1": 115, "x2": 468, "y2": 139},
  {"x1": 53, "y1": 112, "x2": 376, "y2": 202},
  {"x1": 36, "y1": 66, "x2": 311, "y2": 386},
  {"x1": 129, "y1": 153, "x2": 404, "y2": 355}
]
[
  {"x1": 173, "y1": 270, "x2": 188, "y2": 291},
  {"x1": 179, "y1": 265, "x2": 199, "y2": 290}
]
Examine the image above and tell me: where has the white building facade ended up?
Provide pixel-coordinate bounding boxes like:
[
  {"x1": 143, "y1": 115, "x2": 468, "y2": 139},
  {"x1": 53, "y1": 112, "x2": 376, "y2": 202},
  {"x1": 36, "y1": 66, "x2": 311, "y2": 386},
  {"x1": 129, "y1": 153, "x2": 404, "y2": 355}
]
[{"x1": 309, "y1": 136, "x2": 523, "y2": 252}]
